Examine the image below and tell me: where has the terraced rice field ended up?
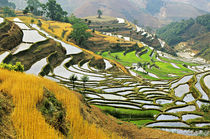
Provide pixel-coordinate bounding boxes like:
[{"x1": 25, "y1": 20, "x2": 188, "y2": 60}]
[
  {"x1": 0, "y1": 17, "x2": 4, "y2": 24},
  {"x1": 116, "y1": 18, "x2": 125, "y2": 24},
  {"x1": 204, "y1": 75, "x2": 210, "y2": 89},
  {"x1": 2, "y1": 17, "x2": 210, "y2": 136},
  {"x1": 99, "y1": 47, "x2": 199, "y2": 80},
  {"x1": 0, "y1": 52, "x2": 10, "y2": 63}
]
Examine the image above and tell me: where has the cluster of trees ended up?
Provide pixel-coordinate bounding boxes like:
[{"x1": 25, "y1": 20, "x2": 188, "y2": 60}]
[
  {"x1": 69, "y1": 74, "x2": 89, "y2": 91},
  {"x1": 23, "y1": 0, "x2": 91, "y2": 45},
  {"x1": 2, "y1": 6, "x2": 16, "y2": 17},
  {"x1": 23, "y1": 0, "x2": 68, "y2": 22},
  {"x1": 156, "y1": 14, "x2": 210, "y2": 46},
  {"x1": 196, "y1": 14, "x2": 210, "y2": 30},
  {"x1": 68, "y1": 22, "x2": 91, "y2": 45},
  {"x1": 66, "y1": 14, "x2": 91, "y2": 46},
  {"x1": 0, "y1": 0, "x2": 16, "y2": 17}
]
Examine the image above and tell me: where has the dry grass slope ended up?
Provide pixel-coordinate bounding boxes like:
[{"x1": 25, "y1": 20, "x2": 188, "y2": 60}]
[
  {"x1": 0, "y1": 69, "x2": 120, "y2": 138},
  {"x1": 0, "y1": 69, "x2": 206, "y2": 139}
]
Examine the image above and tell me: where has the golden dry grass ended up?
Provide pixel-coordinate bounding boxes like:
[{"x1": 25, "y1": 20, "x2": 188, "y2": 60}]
[
  {"x1": 40, "y1": 20, "x2": 72, "y2": 40},
  {"x1": 0, "y1": 69, "x2": 120, "y2": 139},
  {"x1": 94, "y1": 30, "x2": 136, "y2": 45}
]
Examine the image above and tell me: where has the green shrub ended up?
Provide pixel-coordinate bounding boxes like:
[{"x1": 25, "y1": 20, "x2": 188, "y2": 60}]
[
  {"x1": 37, "y1": 88, "x2": 69, "y2": 136},
  {"x1": 0, "y1": 62, "x2": 24, "y2": 72},
  {"x1": 61, "y1": 29, "x2": 68, "y2": 38},
  {"x1": 37, "y1": 20, "x2": 42, "y2": 27},
  {"x1": 201, "y1": 104, "x2": 210, "y2": 112},
  {"x1": 31, "y1": 19, "x2": 35, "y2": 24}
]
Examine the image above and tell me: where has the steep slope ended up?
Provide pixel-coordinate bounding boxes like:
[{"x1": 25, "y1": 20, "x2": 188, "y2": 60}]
[
  {"x1": 0, "y1": 18, "x2": 23, "y2": 51},
  {"x1": 157, "y1": 14, "x2": 210, "y2": 61},
  {"x1": 163, "y1": 0, "x2": 210, "y2": 12},
  {"x1": 0, "y1": 69, "x2": 201, "y2": 138},
  {"x1": 157, "y1": 2, "x2": 207, "y2": 21},
  {"x1": 84, "y1": 16, "x2": 176, "y2": 55},
  {"x1": 1, "y1": 15, "x2": 209, "y2": 137}
]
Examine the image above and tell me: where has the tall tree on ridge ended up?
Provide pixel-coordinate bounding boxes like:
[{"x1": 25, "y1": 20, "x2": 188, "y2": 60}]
[
  {"x1": 97, "y1": 9, "x2": 102, "y2": 18},
  {"x1": 46, "y1": 0, "x2": 68, "y2": 21}
]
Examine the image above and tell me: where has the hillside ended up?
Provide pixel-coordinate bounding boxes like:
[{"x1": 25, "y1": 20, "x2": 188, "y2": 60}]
[
  {"x1": 1, "y1": 69, "x2": 206, "y2": 138},
  {"x1": 84, "y1": 16, "x2": 176, "y2": 56},
  {"x1": 156, "y1": 2, "x2": 207, "y2": 21},
  {"x1": 0, "y1": 19, "x2": 23, "y2": 51},
  {"x1": 0, "y1": 12, "x2": 210, "y2": 138},
  {"x1": 162, "y1": 0, "x2": 210, "y2": 12},
  {"x1": 156, "y1": 14, "x2": 210, "y2": 61},
  {"x1": 9, "y1": 0, "x2": 208, "y2": 28}
]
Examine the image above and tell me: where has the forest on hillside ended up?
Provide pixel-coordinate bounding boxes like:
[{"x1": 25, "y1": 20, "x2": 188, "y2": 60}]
[{"x1": 156, "y1": 14, "x2": 210, "y2": 46}]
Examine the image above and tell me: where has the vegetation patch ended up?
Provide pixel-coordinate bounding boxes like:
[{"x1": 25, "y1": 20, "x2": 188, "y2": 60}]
[
  {"x1": 37, "y1": 88, "x2": 69, "y2": 136},
  {"x1": 200, "y1": 73, "x2": 210, "y2": 99},
  {"x1": 0, "y1": 91, "x2": 16, "y2": 138},
  {"x1": 95, "y1": 105, "x2": 160, "y2": 119},
  {"x1": 0, "y1": 62, "x2": 24, "y2": 72},
  {"x1": 0, "y1": 19, "x2": 23, "y2": 51}
]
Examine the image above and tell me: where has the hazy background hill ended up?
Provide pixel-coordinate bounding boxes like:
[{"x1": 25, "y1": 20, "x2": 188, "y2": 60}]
[
  {"x1": 9, "y1": 0, "x2": 209, "y2": 28},
  {"x1": 163, "y1": 0, "x2": 210, "y2": 12},
  {"x1": 157, "y1": 14, "x2": 210, "y2": 60}
]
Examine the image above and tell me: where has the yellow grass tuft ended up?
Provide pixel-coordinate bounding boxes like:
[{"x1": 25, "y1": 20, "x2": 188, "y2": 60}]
[{"x1": 0, "y1": 69, "x2": 120, "y2": 138}]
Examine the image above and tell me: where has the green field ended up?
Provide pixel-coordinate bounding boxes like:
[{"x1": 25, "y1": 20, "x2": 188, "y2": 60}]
[{"x1": 99, "y1": 47, "x2": 195, "y2": 80}]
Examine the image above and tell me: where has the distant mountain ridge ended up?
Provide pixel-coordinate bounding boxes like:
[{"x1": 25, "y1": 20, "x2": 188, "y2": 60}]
[
  {"x1": 9, "y1": 0, "x2": 208, "y2": 28},
  {"x1": 162, "y1": 0, "x2": 210, "y2": 12}
]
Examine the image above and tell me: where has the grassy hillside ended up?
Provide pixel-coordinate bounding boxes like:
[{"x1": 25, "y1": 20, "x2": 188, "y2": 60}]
[
  {"x1": 85, "y1": 16, "x2": 176, "y2": 56},
  {"x1": 0, "y1": 69, "x2": 202, "y2": 138},
  {"x1": 157, "y1": 14, "x2": 210, "y2": 61},
  {"x1": 0, "y1": 69, "x2": 118, "y2": 138},
  {"x1": 1, "y1": 14, "x2": 209, "y2": 138}
]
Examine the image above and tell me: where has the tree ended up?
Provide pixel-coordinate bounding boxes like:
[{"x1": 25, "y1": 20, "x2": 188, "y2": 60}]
[
  {"x1": 137, "y1": 62, "x2": 142, "y2": 70},
  {"x1": 68, "y1": 22, "x2": 91, "y2": 45},
  {"x1": 31, "y1": 19, "x2": 34, "y2": 24},
  {"x1": 115, "y1": 55, "x2": 120, "y2": 60},
  {"x1": 37, "y1": 20, "x2": 42, "y2": 27},
  {"x1": 3, "y1": 6, "x2": 16, "y2": 17},
  {"x1": 26, "y1": 0, "x2": 42, "y2": 16},
  {"x1": 67, "y1": 14, "x2": 83, "y2": 25},
  {"x1": 97, "y1": 9, "x2": 102, "y2": 18},
  {"x1": 88, "y1": 20, "x2": 91, "y2": 25},
  {"x1": 46, "y1": 0, "x2": 68, "y2": 21},
  {"x1": 81, "y1": 75, "x2": 89, "y2": 91},
  {"x1": 69, "y1": 74, "x2": 78, "y2": 90},
  {"x1": 142, "y1": 63, "x2": 147, "y2": 74},
  {"x1": 23, "y1": 7, "x2": 29, "y2": 15}
]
